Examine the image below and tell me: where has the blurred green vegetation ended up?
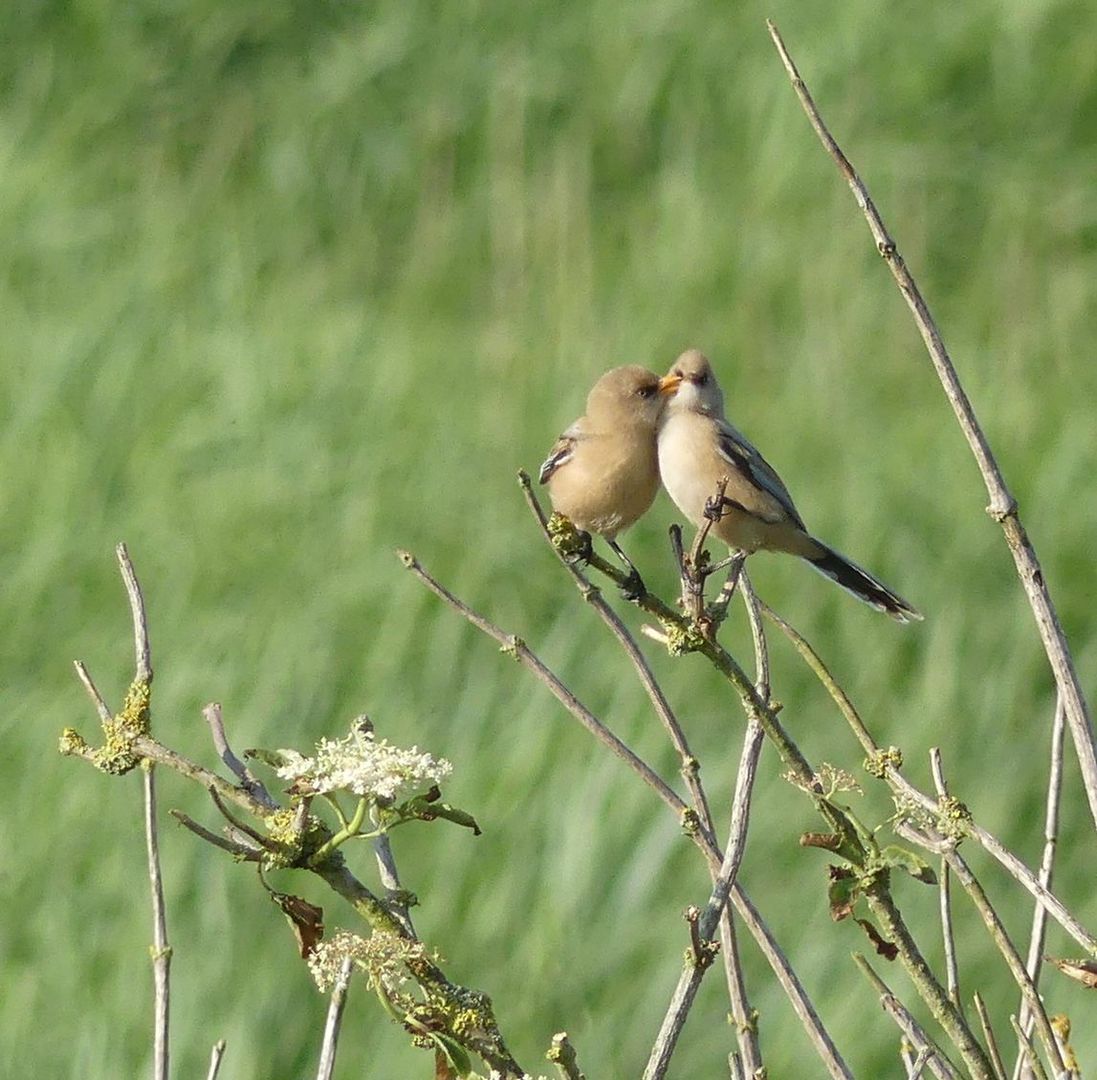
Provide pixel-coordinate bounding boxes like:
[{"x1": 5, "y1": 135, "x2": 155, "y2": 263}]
[{"x1": 4, "y1": 1, "x2": 1097, "y2": 1076}]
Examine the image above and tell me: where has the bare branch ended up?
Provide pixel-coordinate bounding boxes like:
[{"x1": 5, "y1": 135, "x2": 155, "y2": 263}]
[
  {"x1": 405, "y1": 538, "x2": 853, "y2": 1079},
  {"x1": 518, "y1": 474, "x2": 718, "y2": 845},
  {"x1": 520, "y1": 472, "x2": 764, "y2": 1066},
  {"x1": 644, "y1": 713, "x2": 767, "y2": 1080},
  {"x1": 144, "y1": 766, "x2": 171, "y2": 1080},
  {"x1": 732, "y1": 889, "x2": 852, "y2": 1079},
  {"x1": 315, "y1": 956, "x2": 353, "y2": 1080},
  {"x1": 766, "y1": 18, "x2": 1097, "y2": 831}
]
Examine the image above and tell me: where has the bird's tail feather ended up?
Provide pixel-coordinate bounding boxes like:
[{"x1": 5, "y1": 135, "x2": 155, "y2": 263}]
[{"x1": 803, "y1": 541, "x2": 922, "y2": 623}]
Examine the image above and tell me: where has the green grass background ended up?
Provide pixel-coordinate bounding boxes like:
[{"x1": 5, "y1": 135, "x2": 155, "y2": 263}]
[{"x1": 4, "y1": 2, "x2": 1097, "y2": 1076}]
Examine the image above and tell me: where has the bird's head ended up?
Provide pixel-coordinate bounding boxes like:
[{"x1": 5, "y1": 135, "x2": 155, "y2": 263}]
[
  {"x1": 585, "y1": 365, "x2": 666, "y2": 430},
  {"x1": 658, "y1": 349, "x2": 725, "y2": 418}
]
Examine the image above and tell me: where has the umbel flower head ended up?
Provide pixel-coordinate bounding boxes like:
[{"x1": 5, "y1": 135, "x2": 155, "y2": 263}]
[{"x1": 276, "y1": 725, "x2": 452, "y2": 803}]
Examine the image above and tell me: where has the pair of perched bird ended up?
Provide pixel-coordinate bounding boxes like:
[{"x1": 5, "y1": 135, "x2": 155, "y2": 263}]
[{"x1": 539, "y1": 350, "x2": 920, "y2": 623}]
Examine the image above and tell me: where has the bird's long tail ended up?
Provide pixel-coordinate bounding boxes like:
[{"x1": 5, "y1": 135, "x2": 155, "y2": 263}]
[{"x1": 802, "y1": 540, "x2": 922, "y2": 623}]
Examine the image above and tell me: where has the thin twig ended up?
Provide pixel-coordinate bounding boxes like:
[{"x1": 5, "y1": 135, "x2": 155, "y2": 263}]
[
  {"x1": 144, "y1": 766, "x2": 171, "y2": 1080},
  {"x1": 169, "y1": 810, "x2": 264, "y2": 860},
  {"x1": 518, "y1": 474, "x2": 719, "y2": 845},
  {"x1": 116, "y1": 542, "x2": 152, "y2": 684},
  {"x1": 712, "y1": 572, "x2": 769, "y2": 1074},
  {"x1": 930, "y1": 750, "x2": 962, "y2": 1017},
  {"x1": 116, "y1": 546, "x2": 170, "y2": 1079},
  {"x1": 1009, "y1": 1017, "x2": 1048, "y2": 1080},
  {"x1": 732, "y1": 888, "x2": 851, "y2": 1080},
  {"x1": 206, "y1": 1039, "x2": 227, "y2": 1080},
  {"x1": 853, "y1": 954, "x2": 961, "y2": 1080},
  {"x1": 1014, "y1": 697, "x2": 1066, "y2": 1080},
  {"x1": 973, "y1": 993, "x2": 1008, "y2": 1080},
  {"x1": 73, "y1": 660, "x2": 112, "y2": 722},
  {"x1": 943, "y1": 850, "x2": 1062, "y2": 1076},
  {"x1": 397, "y1": 549, "x2": 687, "y2": 820},
  {"x1": 315, "y1": 956, "x2": 354, "y2": 1080},
  {"x1": 203, "y1": 702, "x2": 278, "y2": 811},
  {"x1": 644, "y1": 712, "x2": 767, "y2": 1080},
  {"x1": 766, "y1": 18, "x2": 1097, "y2": 831},
  {"x1": 548, "y1": 1032, "x2": 586, "y2": 1080},
  {"x1": 909, "y1": 1047, "x2": 932, "y2": 1080}
]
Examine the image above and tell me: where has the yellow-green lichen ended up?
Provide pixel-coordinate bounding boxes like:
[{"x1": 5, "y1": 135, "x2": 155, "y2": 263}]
[
  {"x1": 864, "y1": 746, "x2": 903, "y2": 778},
  {"x1": 546, "y1": 513, "x2": 588, "y2": 559},
  {"x1": 90, "y1": 678, "x2": 152, "y2": 775},
  {"x1": 58, "y1": 728, "x2": 90, "y2": 756},
  {"x1": 263, "y1": 807, "x2": 333, "y2": 869},
  {"x1": 936, "y1": 795, "x2": 972, "y2": 841},
  {"x1": 662, "y1": 619, "x2": 706, "y2": 656}
]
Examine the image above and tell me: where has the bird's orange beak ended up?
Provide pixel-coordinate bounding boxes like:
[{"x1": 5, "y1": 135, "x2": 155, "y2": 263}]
[{"x1": 658, "y1": 373, "x2": 683, "y2": 395}]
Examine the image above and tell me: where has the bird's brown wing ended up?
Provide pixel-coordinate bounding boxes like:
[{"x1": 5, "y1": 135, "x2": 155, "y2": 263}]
[
  {"x1": 713, "y1": 418, "x2": 806, "y2": 529},
  {"x1": 538, "y1": 421, "x2": 584, "y2": 484}
]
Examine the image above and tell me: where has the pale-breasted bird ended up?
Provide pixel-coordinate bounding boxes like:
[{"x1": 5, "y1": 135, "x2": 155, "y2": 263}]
[
  {"x1": 657, "y1": 349, "x2": 921, "y2": 622},
  {"x1": 539, "y1": 365, "x2": 666, "y2": 595}
]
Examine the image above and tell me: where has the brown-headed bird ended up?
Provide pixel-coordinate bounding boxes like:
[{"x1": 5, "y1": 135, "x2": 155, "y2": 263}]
[
  {"x1": 657, "y1": 349, "x2": 921, "y2": 622},
  {"x1": 539, "y1": 365, "x2": 666, "y2": 597}
]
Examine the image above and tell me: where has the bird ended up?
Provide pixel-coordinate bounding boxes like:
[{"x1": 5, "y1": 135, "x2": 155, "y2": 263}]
[
  {"x1": 539, "y1": 365, "x2": 667, "y2": 596},
  {"x1": 656, "y1": 349, "x2": 921, "y2": 622}
]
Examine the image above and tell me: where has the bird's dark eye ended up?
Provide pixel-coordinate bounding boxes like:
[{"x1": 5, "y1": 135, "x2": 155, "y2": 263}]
[
  {"x1": 697, "y1": 373, "x2": 709, "y2": 386},
  {"x1": 637, "y1": 384, "x2": 656, "y2": 399}
]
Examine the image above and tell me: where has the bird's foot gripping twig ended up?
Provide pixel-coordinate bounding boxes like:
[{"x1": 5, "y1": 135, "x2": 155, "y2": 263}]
[{"x1": 609, "y1": 539, "x2": 647, "y2": 602}]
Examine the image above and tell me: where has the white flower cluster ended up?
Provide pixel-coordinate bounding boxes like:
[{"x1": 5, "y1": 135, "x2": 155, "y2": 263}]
[
  {"x1": 307, "y1": 929, "x2": 429, "y2": 994},
  {"x1": 276, "y1": 727, "x2": 452, "y2": 802}
]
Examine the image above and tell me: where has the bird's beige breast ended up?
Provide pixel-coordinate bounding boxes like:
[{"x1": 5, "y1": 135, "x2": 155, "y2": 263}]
[
  {"x1": 548, "y1": 436, "x2": 659, "y2": 539},
  {"x1": 658, "y1": 414, "x2": 723, "y2": 525},
  {"x1": 658, "y1": 412, "x2": 805, "y2": 554}
]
